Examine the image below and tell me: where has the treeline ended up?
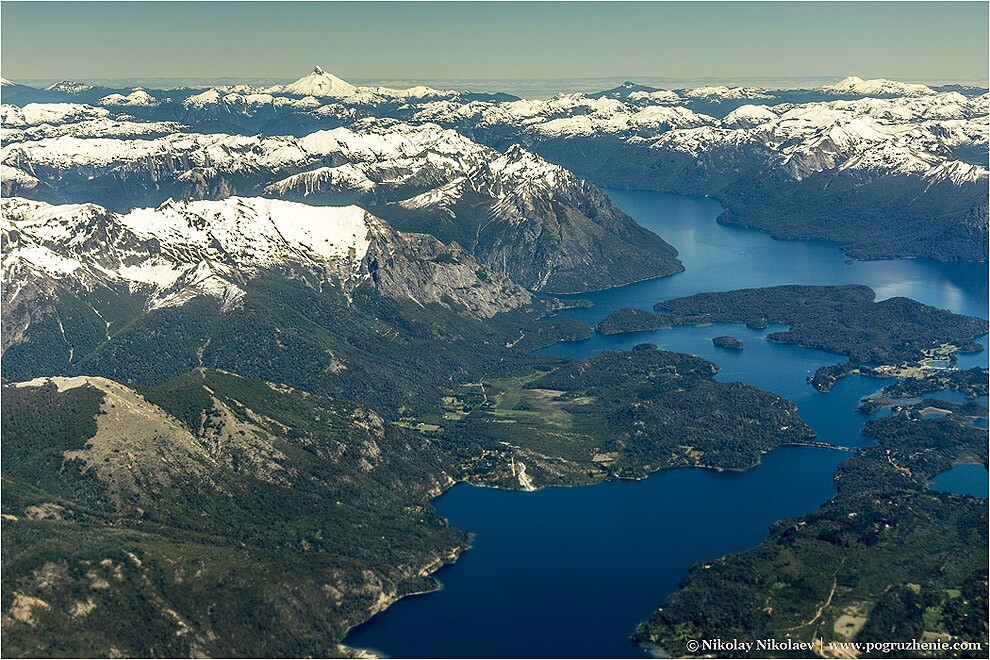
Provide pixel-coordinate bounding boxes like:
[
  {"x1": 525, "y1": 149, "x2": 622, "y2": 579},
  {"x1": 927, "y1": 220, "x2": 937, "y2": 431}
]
[{"x1": 3, "y1": 273, "x2": 582, "y2": 420}]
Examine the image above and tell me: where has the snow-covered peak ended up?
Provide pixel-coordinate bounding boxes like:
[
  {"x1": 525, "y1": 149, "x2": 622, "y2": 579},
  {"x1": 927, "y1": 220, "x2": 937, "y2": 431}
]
[
  {"x1": 375, "y1": 84, "x2": 453, "y2": 99},
  {"x1": 265, "y1": 164, "x2": 376, "y2": 198},
  {"x1": 298, "y1": 119, "x2": 487, "y2": 163},
  {"x1": 683, "y1": 85, "x2": 772, "y2": 100},
  {"x1": 275, "y1": 66, "x2": 356, "y2": 98},
  {"x1": 821, "y1": 76, "x2": 936, "y2": 97},
  {"x1": 923, "y1": 160, "x2": 989, "y2": 186},
  {"x1": 347, "y1": 85, "x2": 457, "y2": 104},
  {"x1": 2, "y1": 116, "x2": 182, "y2": 143},
  {"x1": 45, "y1": 80, "x2": 95, "y2": 94},
  {"x1": 476, "y1": 145, "x2": 573, "y2": 212},
  {"x1": 0, "y1": 77, "x2": 15, "y2": 87},
  {"x1": 3, "y1": 195, "x2": 533, "y2": 318},
  {"x1": 1, "y1": 103, "x2": 110, "y2": 127},
  {"x1": 627, "y1": 89, "x2": 682, "y2": 104},
  {"x1": 488, "y1": 144, "x2": 559, "y2": 178},
  {"x1": 1, "y1": 131, "x2": 310, "y2": 172},
  {"x1": 182, "y1": 88, "x2": 225, "y2": 108},
  {"x1": 5, "y1": 196, "x2": 377, "y2": 265},
  {"x1": 417, "y1": 92, "x2": 714, "y2": 138},
  {"x1": 723, "y1": 104, "x2": 779, "y2": 127},
  {"x1": 132, "y1": 197, "x2": 376, "y2": 265},
  {"x1": 99, "y1": 89, "x2": 159, "y2": 107}
]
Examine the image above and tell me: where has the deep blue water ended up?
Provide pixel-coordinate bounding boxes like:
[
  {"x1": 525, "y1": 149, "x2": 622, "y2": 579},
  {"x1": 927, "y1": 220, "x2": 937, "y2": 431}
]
[
  {"x1": 347, "y1": 447, "x2": 847, "y2": 658},
  {"x1": 549, "y1": 190, "x2": 989, "y2": 322},
  {"x1": 346, "y1": 190, "x2": 989, "y2": 658},
  {"x1": 930, "y1": 464, "x2": 990, "y2": 498}
]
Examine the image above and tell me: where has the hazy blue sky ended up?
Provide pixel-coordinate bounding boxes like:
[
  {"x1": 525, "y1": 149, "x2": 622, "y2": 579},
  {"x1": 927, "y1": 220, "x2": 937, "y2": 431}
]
[{"x1": 2, "y1": 2, "x2": 988, "y2": 85}]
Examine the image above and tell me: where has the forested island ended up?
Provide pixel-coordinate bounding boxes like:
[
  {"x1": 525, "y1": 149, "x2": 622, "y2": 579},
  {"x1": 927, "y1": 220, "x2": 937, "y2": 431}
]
[
  {"x1": 595, "y1": 307, "x2": 671, "y2": 335},
  {"x1": 635, "y1": 400, "x2": 989, "y2": 657},
  {"x1": 712, "y1": 336, "x2": 744, "y2": 350},
  {"x1": 598, "y1": 285, "x2": 988, "y2": 394}
]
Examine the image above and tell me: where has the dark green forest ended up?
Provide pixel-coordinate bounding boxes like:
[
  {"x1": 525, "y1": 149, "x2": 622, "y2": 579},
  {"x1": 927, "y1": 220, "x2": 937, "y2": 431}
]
[
  {"x1": 2, "y1": 372, "x2": 472, "y2": 657},
  {"x1": 635, "y1": 401, "x2": 989, "y2": 658},
  {"x1": 598, "y1": 285, "x2": 987, "y2": 364}
]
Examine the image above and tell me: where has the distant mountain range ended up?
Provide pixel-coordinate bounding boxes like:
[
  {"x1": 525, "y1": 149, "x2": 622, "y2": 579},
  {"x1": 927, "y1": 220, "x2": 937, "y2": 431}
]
[{"x1": 3, "y1": 67, "x2": 987, "y2": 262}]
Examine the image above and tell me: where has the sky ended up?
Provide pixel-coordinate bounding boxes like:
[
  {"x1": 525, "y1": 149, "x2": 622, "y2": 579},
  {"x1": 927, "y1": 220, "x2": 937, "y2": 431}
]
[{"x1": 2, "y1": 1, "x2": 988, "y2": 86}]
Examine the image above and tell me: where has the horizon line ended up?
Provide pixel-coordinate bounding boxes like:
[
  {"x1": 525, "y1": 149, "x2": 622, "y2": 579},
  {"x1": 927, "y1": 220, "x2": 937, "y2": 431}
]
[{"x1": 7, "y1": 74, "x2": 989, "y2": 90}]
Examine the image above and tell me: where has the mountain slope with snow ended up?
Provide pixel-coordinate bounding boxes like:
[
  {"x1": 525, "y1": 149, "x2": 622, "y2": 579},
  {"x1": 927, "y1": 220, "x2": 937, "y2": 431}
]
[
  {"x1": 1, "y1": 71, "x2": 986, "y2": 265},
  {"x1": 2, "y1": 115, "x2": 682, "y2": 292},
  {"x1": 273, "y1": 65, "x2": 357, "y2": 98},
  {"x1": 2, "y1": 195, "x2": 531, "y2": 318},
  {"x1": 821, "y1": 76, "x2": 937, "y2": 97},
  {"x1": 402, "y1": 79, "x2": 986, "y2": 261}
]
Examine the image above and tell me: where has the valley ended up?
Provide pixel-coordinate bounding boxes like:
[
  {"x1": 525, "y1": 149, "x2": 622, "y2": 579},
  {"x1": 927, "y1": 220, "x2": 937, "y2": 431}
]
[{"x1": 1, "y1": 66, "x2": 987, "y2": 659}]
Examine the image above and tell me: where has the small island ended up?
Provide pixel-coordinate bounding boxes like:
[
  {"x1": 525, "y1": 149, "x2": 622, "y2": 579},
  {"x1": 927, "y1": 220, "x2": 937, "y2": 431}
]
[
  {"x1": 712, "y1": 336, "x2": 744, "y2": 350},
  {"x1": 595, "y1": 307, "x2": 669, "y2": 335}
]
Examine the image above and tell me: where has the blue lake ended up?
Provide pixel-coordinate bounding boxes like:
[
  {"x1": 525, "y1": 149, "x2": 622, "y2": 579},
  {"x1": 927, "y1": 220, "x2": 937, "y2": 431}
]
[
  {"x1": 345, "y1": 190, "x2": 989, "y2": 658},
  {"x1": 347, "y1": 447, "x2": 847, "y2": 658},
  {"x1": 930, "y1": 464, "x2": 990, "y2": 498}
]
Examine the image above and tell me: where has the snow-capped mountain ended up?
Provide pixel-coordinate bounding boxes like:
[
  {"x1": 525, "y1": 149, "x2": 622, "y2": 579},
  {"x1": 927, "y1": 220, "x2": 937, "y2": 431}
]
[
  {"x1": 1, "y1": 195, "x2": 532, "y2": 320},
  {"x1": 176, "y1": 66, "x2": 457, "y2": 108},
  {"x1": 820, "y1": 76, "x2": 936, "y2": 97},
  {"x1": 1, "y1": 102, "x2": 110, "y2": 127},
  {"x1": 174, "y1": 67, "x2": 482, "y2": 118},
  {"x1": 722, "y1": 104, "x2": 779, "y2": 127},
  {"x1": 411, "y1": 88, "x2": 988, "y2": 185},
  {"x1": 682, "y1": 85, "x2": 774, "y2": 101},
  {"x1": 0, "y1": 101, "x2": 181, "y2": 142},
  {"x1": 99, "y1": 89, "x2": 160, "y2": 107},
  {"x1": 2, "y1": 114, "x2": 682, "y2": 292},
  {"x1": 1, "y1": 70, "x2": 986, "y2": 268},
  {"x1": 273, "y1": 65, "x2": 357, "y2": 98},
  {"x1": 44, "y1": 80, "x2": 96, "y2": 94}
]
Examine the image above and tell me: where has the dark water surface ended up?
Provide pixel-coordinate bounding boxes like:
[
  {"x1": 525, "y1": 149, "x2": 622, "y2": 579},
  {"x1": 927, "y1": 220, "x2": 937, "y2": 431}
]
[
  {"x1": 930, "y1": 464, "x2": 990, "y2": 498},
  {"x1": 345, "y1": 190, "x2": 989, "y2": 658},
  {"x1": 347, "y1": 447, "x2": 847, "y2": 658}
]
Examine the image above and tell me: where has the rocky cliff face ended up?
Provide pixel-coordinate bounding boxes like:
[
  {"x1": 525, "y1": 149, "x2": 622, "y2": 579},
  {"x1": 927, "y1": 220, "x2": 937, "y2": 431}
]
[
  {"x1": 362, "y1": 231, "x2": 532, "y2": 318},
  {"x1": 1, "y1": 195, "x2": 531, "y2": 318}
]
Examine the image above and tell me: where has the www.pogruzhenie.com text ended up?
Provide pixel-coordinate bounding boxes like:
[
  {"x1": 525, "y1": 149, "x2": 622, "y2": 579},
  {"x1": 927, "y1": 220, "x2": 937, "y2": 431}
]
[{"x1": 684, "y1": 637, "x2": 985, "y2": 655}]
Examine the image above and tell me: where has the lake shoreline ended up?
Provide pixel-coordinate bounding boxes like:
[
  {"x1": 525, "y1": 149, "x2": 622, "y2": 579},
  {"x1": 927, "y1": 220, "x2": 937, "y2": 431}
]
[{"x1": 342, "y1": 188, "x2": 988, "y2": 658}]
